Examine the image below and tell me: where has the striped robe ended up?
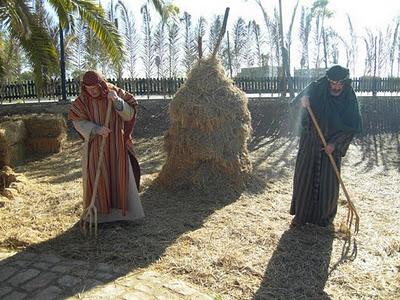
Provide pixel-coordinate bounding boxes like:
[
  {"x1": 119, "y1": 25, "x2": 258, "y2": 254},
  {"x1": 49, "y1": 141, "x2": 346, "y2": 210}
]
[
  {"x1": 290, "y1": 121, "x2": 353, "y2": 226},
  {"x1": 68, "y1": 84, "x2": 144, "y2": 222}
]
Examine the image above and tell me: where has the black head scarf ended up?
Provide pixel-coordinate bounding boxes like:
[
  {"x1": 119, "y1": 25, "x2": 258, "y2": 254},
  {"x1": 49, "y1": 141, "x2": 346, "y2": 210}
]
[
  {"x1": 326, "y1": 65, "x2": 350, "y2": 82},
  {"x1": 291, "y1": 65, "x2": 362, "y2": 135}
]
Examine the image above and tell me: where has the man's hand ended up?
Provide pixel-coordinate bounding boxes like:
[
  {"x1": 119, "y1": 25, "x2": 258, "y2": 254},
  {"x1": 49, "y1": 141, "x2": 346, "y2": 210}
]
[
  {"x1": 300, "y1": 96, "x2": 310, "y2": 108},
  {"x1": 107, "y1": 90, "x2": 118, "y2": 101},
  {"x1": 96, "y1": 126, "x2": 111, "y2": 137},
  {"x1": 322, "y1": 143, "x2": 335, "y2": 154}
]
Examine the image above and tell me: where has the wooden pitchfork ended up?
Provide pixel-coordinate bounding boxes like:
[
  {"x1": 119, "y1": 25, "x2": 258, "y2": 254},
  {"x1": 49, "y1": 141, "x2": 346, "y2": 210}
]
[
  {"x1": 305, "y1": 105, "x2": 360, "y2": 234},
  {"x1": 80, "y1": 99, "x2": 113, "y2": 237}
]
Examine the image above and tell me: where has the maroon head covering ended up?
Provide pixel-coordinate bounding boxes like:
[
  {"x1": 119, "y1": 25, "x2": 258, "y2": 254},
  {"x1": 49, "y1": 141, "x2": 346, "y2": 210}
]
[{"x1": 81, "y1": 70, "x2": 109, "y2": 98}]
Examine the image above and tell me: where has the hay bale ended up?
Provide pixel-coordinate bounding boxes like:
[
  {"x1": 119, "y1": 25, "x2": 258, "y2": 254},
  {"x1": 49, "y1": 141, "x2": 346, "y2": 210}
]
[
  {"x1": 0, "y1": 120, "x2": 26, "y2": 145},
  {"x1": 24, "y1": 114, "x2": 67, "y2": 138},
  {"x1": 26, "y1": 136, "x2": 65, "y2": 154},
  {"x1": 0, "y1": 140, "x2": 26, "y2": 168},
  {"x1": 0, "y1": 120, "x2": 27, "y2": 167},
  {"x1": 157, "y1": 57, "x2": 252, "y2": 191},
  {"x1": 0, "y1": 166, "x2": 17, "y2": 191},
  {"x1": 23, "y1": 114, "x2": 67, "y2": 154}
]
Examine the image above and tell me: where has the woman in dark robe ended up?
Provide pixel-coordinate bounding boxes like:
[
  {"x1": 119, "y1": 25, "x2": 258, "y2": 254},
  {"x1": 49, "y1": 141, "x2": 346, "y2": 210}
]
[{"x1": 290, "y1": 65, "x2": 362, "y2": 227}]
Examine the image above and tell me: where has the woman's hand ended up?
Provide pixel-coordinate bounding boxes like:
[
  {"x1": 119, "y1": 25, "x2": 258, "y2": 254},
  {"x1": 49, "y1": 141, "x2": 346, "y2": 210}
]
[
  {"x1": 107, "y1": 90, "x2": 118, "y2": 101},
  {"x1": 300, "y1": 96, "x2": 310, "y2": 108},
  {"x1": 322, "y1": 143, "x2": 335, "y2": 154},
  {"x1": 96, "y1": 126, "x2": 111, "y2": 137}
]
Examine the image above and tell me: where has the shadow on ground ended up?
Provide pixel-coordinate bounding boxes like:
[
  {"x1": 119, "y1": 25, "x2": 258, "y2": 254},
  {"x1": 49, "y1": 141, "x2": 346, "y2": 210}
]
[
  {"x1": 2, "y1": 101, "x2": 398, "y2": 298},
  {"x1": 353, "y1": 133, "x2": 400, "y2": 173},
  {"x1": 253, "y1": 226, "x2": 334, "y2": 299},
  {"x1": 1, "y1": 177, "x2": 245, "y2": 298}
]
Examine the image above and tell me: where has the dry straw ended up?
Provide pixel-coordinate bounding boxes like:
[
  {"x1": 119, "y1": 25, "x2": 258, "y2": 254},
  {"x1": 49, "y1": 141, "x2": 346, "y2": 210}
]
[
  {"x1": 24, "y1": 114, "x2": 67, "y2": 154},
  {"x1": 0, "y1": 120, "x2": 26, "y2": 167},
  {"x1": 157, "y1": 56, "x2": 252, "y2": 192},
  {"x1": 0, "y1": 114, "x2": 67, "y2": 167},
  {"x1": 24, "y1": 114, "x2": 66, "y2": 139}
]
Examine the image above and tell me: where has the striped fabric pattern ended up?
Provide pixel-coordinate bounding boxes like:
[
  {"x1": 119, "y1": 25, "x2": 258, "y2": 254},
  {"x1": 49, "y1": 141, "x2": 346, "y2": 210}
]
[
  {"x1": 68, "y1": 84, "x2": 137, "y2": 215},
  {"x1": 290, "y1": 121, "x2": 352, "y2": 227}
]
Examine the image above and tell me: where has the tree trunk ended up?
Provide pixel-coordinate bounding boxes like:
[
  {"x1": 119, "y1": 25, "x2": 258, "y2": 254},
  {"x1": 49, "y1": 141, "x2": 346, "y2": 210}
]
[
  {"x1": 59, "y1": 24, "x2": 67, "y2": 102},
  {"x1": 322, "y1": 30, "x2": 328, "y2": 69},
  {"x1": 278, "y1": 0, "x2": 294, "y2": 98}
]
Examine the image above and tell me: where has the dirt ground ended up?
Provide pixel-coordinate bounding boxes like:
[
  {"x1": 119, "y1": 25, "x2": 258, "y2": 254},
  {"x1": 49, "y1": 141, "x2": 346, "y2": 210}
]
[{"x1": 0, "y1": 129, "x2": 399, "y2": 299}]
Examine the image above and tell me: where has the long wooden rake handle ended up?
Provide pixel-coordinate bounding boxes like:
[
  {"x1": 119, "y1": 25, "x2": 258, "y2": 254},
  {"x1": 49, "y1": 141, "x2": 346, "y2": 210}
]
[
  {"x1": 81, "y1": 99, "x2": 113, "y2": 237},
  {"x1": 306, "y1": 105, "x2": 360, "y2": 234}
]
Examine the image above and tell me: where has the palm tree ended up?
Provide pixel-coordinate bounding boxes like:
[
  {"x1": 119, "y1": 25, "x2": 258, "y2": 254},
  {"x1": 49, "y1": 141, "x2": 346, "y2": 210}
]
[
  {"x1": 182, "y1": 12, "x2": 196, "y2": 74},
  {"x1": 120, "y1": 8, "x2": 139, "y2": 79},
  {"x1": 251, "y1": 20, "x2": 264, "y2": 68},
  {"x1": 232, "y1": 17, "x2": 247, "y2": 74},
  {"x1": 324, "y1": 27, "x2": 340, "y2": 65},
  {"x1": 285, "y1": 0, "x2": 299, "y2": 74},
  {"x1": 141, "y1": 4, "x2": 154, "y2": 79},
  {"x1": 0, "y1": 0, "x2": 172, "y2": 84},
  {"x1": 256, "y1": 0, "x2": 280, "y2": 76},
  {"x1": 363, "y1": 29, "x2": 375, "y2": 76},
  {"x1": 389, "y1": 19, "x2": 399, "y2": 77},
  {"x1": 208, "y1": 15, "x2": 223, "y2": 56},
  {"x1": 311, "y1": 0, "x2": 333, "y2": 70},
  {"x1": 69, "y1": 19, "x2": 87, "y2": 77},
  {"x1": 346, "y1": 14, "x2": 357, "y2": 76},
  {"x1": 0, "y1": 32, "x2": 25, "y2": 81},
  {"x1": 299, "y1": 5, "x2": 312, "y2": 71},
  {"x1": 243, "y1": 21, "x2": 255, "y2": 68},
  {"x1": 154, "y1": 22, "x2": 167, "y2": 78},
  {"x1": 0, "y1": 0, "x2": 58, "y2": 83},
  {"x1": 167, "y1": 22, "x2": 180, "y2": 77}
]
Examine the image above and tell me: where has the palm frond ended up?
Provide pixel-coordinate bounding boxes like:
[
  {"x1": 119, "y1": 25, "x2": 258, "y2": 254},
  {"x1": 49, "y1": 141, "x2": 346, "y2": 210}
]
[
  {"x1": 148, "y1": 0, "x2": 164, "y2": 16},
  {"x1": 46, "y1": 0, "x2": 74, "y2": 29},
  {"x1": 72, "y1": 0, "x2": 123, "y2": 66},
  {"x1": 11, "y1": 15, "x2": 58, "y2": 86},
  {"x1": 1, "y1": 0, "x2": 32, "y2": 38},
  {"x1": 389, "y1": 19, "x2": 399, "y2": 76}
]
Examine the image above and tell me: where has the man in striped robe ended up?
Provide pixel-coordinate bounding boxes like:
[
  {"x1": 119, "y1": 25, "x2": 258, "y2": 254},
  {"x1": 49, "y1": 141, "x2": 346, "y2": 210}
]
[
  {"x1": 290, "y1": 65, "x2": 362, "y2": 227},
  {"x1": 68, "y1": 71, "x2": 144, "y2": 223}
]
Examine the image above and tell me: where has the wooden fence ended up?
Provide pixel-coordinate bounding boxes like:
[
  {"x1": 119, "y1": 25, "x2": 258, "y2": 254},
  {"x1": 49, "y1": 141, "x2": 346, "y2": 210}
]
[{"x1": 1, "y1": 76, "x2": 400, "y2": 102}]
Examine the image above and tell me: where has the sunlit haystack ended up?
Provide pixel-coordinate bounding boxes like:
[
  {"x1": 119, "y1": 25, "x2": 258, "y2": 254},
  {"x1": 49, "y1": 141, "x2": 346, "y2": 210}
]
[
  {"x1": 24, "y1": 114, "x2": 67, "y2": 154},
  {"x1": 0, "y1": 120, "x2": 26, "y2": 168},
  {"x1": 157, "y1": 56, "x2": 252, "y2": 192},
  {"x1": 0, "y1": 114, "x2": 67, "y2": 168}
]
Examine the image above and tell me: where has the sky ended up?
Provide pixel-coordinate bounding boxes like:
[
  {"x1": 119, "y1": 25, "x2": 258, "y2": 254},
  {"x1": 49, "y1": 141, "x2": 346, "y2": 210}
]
[{"x1": 103, "y1": 0, "x2": 400, "y2": 76}]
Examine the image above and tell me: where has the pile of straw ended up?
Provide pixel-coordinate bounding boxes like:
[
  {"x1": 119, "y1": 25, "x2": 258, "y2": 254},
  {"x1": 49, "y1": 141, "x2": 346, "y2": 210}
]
[
  {"x1": 157, "y1": 57, "x2": 252, "y2": 191},
  {"x1": 0, "y1": 166, "x2": 16, "y2": 191},
  {"x1": 0, "y1": 114, "x2": 67, "y2": 167},
  {"x1": 0, "y1": 120, "x2": 26, "y2": 168},
  {"x1": 24, "y1": 114, "x2": 67, "y2": 154}
]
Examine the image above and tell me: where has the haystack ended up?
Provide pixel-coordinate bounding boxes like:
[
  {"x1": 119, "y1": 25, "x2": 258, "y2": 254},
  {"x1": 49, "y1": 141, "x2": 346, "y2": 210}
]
[
  {"x1": 157, "y1": 56, "x2": 252, "y2": 191},
  {"x1": 24, "y1": 114, "x2": 67, "y2": 154},
  {"x1": 0, "y1": 120, "x2": 26, "y2": 167}
]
